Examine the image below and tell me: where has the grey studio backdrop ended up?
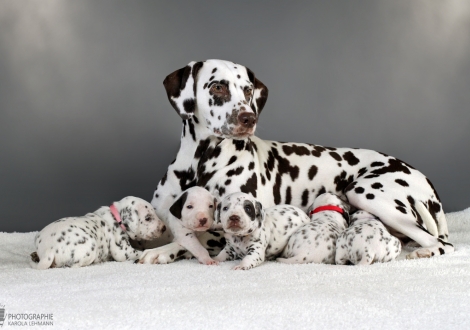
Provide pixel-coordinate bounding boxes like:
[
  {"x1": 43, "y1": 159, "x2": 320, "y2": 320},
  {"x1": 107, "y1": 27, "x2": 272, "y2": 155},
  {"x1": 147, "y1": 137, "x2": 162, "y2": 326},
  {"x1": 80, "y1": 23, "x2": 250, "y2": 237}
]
[{"x1": 1, "y1": 1, "x2": 469, "y2": 232}]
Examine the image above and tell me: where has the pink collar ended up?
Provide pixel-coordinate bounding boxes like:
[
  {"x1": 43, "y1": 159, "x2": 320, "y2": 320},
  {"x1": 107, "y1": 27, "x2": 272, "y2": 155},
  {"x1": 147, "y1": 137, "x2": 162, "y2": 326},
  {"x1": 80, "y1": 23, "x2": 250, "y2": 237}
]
[
  {"x1": 310, "y1": 205, "x2": 344, "y2": 217},
  {"x1": 110, "y1": 204, "x2": 127, "y2": 231}
]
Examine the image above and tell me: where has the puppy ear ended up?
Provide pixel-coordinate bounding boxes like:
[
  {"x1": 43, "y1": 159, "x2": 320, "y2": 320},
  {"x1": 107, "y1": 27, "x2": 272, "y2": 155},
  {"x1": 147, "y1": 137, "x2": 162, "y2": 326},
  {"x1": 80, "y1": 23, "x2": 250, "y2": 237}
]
[
  {"x1": 255, "y1": 201, "x2": 265, "y2": 228},
  {"x1": 169, "y1": 192, "x2": 188, "y2": 220},
  {"x1": 163, "y1": 61, "x2": 204, "y2": 120},
  {"x1": 246, "y1": 67, "x2": 268, "y2": 116},
  {"x1": 306, "y1": 204, "x2": 314, "y2": 217}
]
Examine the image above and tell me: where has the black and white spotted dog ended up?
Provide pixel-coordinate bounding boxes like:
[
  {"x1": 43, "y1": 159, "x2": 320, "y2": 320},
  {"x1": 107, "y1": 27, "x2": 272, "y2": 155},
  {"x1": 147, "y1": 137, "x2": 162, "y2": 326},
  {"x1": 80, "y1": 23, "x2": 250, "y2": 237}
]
[
  {"x1": 167, "y1": 186, "x2": 219, "y2": 265},
  {"x1": 138, "y1": 59, "x2": 452, "y2": 264},
  {"x1": 31, "y1": 196, "x2": 166, "y2": 269},
  {"x1": 335, "y1": 210, "x2": 402, "y2": 265},
  {"x1": 213, "y1": 192, "x2": 311, "y2": 270},
  {"x1": 277, "y1": 193, "x2": 350, "y2": 265}
]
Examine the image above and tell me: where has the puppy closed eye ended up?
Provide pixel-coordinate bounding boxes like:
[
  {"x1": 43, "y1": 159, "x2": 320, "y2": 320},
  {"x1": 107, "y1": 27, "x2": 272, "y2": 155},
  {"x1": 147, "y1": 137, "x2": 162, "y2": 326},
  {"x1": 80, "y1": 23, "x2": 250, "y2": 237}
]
[{"x1": 145, "y1": 215, "x2": 152, "y2": 222}]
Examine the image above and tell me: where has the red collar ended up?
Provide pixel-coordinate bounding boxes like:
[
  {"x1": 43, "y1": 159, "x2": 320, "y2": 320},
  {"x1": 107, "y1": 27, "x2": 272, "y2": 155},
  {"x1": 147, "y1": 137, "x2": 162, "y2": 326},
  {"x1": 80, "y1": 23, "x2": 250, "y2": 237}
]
[
  {"x1": 310, "y1": 205, "x2": 344, "y2": 216},
  {"x1": 110, "y1": 204, "x2": 127, "y2": 231}
]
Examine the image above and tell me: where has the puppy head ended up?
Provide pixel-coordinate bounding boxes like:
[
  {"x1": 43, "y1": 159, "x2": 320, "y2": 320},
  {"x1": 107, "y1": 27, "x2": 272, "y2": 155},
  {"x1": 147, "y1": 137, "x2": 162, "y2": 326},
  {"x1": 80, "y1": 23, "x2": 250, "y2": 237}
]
[
  {"x1": 307, "y1": 193, "x2": 351, "y2": 224},
  {"x1": 163, "y1": 59, "x2": 268, "y2": 139},
  {"x1": 216, "y1": 192, "x2": 264, "y2": 236},
  {"x1": 115, "y1": 196, "x2": 166, "y2": 240},
  {"x1": 169, "y1": 187, "x2": 217, "y2": 231}
]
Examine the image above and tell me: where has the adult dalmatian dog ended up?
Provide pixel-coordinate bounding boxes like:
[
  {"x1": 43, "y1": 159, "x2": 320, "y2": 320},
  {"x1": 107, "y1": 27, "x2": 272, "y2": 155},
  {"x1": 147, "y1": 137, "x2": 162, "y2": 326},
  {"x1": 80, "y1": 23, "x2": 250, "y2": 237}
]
[{"x1": 138, "y1": 59, "x2": 453, "y2": 264}]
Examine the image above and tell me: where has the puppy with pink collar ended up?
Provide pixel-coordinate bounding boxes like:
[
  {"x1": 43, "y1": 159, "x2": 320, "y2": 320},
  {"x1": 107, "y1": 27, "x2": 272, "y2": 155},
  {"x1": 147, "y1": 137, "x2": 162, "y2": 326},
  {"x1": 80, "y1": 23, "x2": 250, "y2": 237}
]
[{"x1": 31, "y1": 196, "x2": 166, "y2": 269}]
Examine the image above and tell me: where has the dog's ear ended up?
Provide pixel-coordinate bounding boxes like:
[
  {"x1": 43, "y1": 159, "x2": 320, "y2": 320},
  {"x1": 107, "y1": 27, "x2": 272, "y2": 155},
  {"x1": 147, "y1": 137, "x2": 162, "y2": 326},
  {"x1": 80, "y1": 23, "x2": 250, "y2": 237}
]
[
  {"x1": 163, "y1": 61, "x2": 204, "y2": 120},
  {"x1": 169, "y1": 192, "x2": 188, "y2": 220},
  {"x1": 255, "y1": 201, "x2": 265, "y2": 228},
  {"x1": 246, "y1": 67, "x2": 268, "y2": 116}
]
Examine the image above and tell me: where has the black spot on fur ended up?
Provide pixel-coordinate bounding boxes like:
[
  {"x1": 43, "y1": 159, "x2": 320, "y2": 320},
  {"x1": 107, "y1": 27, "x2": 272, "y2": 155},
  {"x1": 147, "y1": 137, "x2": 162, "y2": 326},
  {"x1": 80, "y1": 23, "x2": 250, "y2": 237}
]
[
  {"x1": 395, "y1": 179, "x2": 409, "y2": 187},
  {"x1": 366, "y1": 193, "x2": 375, "y2": 200},
  {"x1": 240, "y1": 173, "x2": 258, "y2": 198},
  {"x1": 227, "y1": 156, "x2": 237, "y2": 166},
  {"x1": 371, "y1": 182, "x2": 383, "y2": 189},
  {"x1": 282, "y1": 145, "x2": 311, "y2": 156},
  {"x1": 371, "y1": 158, "x2": 412, "y2": 175},
  {"x1": 343, "y1": 151, "x2": 360, "y2": 166},
  {"x1": 329, "y1": 152, "x2": 342, "y2": 162},
  {"x1": 285, "y1": 186, "x2": 292, "y2": 204},
  {"x1": 334, "y1": 171, "x2": 355, "y2": 193},
  {"x1": 308, "y1": 165, "x2": 318, "y2": 180},
  {"x1": 301, "y1": 189, "x2": 309, "y2": 207},
  {"x1": 370, "y1": 162, "x2": 384, "y2": 167},
  {"x1": 227, "y1": 167, "x2": 244, "y2": 177}
]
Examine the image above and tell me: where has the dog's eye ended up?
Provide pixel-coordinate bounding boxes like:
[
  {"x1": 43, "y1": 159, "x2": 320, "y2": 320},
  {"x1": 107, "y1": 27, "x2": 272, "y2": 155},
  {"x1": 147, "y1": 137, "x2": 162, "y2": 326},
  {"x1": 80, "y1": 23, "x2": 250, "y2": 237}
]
[
  {"x1": 223, "y1": 206, "x2": 228, "y2": 211},
  {"x1": 209, "y1": 205, "x2": 214, "y2": 208},
  {"x1": 145, "y1": 215, "x2": 152, "y2": 222},
  {"x1": 187, "y1": 205, "x2": 193, "y2": 209},
  {"x1": 244, "y1": 206, "x2": 253, "y2": 213},
  {"x1": 210, "y1": 84, "x2": 225, "y2": 93}
]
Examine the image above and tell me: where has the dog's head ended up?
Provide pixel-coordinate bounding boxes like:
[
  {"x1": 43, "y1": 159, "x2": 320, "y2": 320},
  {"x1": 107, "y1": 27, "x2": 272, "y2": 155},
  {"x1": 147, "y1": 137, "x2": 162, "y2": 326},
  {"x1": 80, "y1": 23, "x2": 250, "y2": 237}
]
[
  {"x1": 163, "y1": 59, "x2": 268, "y2": 139},
  {"x1": 169, "y1": 186, "x2": 217, "y2": 231},
  {"x1": 115, "y1": 196, "x2": 167, "y2": 240},
  {"x1": 215, "y1": 192, "x2": 264, "y2": 236},
  {"x1": 307, "y1": 193, "x2": 351, "y2": 224}
]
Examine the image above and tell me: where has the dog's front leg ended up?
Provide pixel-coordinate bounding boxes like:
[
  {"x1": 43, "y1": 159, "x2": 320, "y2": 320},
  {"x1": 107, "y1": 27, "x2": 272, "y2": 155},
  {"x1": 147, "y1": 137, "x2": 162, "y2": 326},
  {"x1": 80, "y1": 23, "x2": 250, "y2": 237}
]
[
  {"x1": 233, "y1": 240, "x2": 266, "y2": 270},
  {"x1": 174, "y1": 228, "x2": 218, "y2": 265},
  {"x1": 137, "y1": 242, "x2": 191, "y2": 264}
]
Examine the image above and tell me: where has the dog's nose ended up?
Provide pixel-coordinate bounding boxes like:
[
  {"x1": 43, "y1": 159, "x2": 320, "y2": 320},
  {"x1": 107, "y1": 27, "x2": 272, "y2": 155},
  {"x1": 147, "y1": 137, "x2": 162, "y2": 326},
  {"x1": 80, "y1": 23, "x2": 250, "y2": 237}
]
[
  {"x1": 229, "y1": 215, "x2": 240, "y2": 222},
  {"x1": 199, "y1": 218, "x2": 208, "y2": 226},
  {"x1": 161, "y1": 225, "x2": 167, "y2": 233},
  {"x1": 238, "y1": 112, "x2": 257, "y2": 129}
]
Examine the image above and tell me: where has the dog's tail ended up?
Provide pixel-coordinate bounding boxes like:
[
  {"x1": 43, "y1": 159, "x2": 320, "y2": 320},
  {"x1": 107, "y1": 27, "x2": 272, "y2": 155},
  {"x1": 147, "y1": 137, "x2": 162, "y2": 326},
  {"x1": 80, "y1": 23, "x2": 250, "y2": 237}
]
[
  {"x1": 415, "y1": 202, "x2": 438, "y2": 237},
  {"x1": 30, "y1": 250, "x2": 55, "y2": 270}
]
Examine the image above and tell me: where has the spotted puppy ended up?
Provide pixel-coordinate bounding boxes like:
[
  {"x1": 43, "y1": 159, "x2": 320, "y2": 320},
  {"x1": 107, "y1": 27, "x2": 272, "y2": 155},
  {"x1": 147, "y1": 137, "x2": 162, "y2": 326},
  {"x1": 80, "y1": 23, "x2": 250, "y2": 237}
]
[
  {"x1": 277, "y1": 193, "x2": 350, "y2": 264},
  {"x1": 335, "y1": 210, "x2": 402, "y2": 265},
  {"x1": 168, "y1": 186, "x2": 219, "y2": 265},
  {"x1": 31, "y1": 196, "x2": 166, "y2": 269},
  {"x1": 214, "y1": 192, "x2": 311, "y2": 270}
]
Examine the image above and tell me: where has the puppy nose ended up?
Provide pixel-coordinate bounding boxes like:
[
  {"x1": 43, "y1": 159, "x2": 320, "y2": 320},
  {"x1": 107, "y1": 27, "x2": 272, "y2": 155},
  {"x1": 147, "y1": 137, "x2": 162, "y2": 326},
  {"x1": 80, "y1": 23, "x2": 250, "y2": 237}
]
[
  {"x1": 229, "y1": 215, "x2": 240, "y2": 222},
  {"x1": 199, "y1": 218, "x2": 208, "y2": 226},
  {"x1": 161, "y1": 225, "x2": 167, "y2": 233},
  {"x1": 238, "y1": 112, "x2": 257, "y2": 128}
]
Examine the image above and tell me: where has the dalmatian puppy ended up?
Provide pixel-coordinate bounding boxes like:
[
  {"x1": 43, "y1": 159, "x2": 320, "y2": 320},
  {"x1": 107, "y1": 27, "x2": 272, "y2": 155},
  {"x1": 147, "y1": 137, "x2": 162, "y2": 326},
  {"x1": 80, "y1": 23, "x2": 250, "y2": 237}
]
[
  {"x1": 138, "y1": 59, "x2": 452, "y2": 264},
  {"x1": 213, "y1": 192, "x2": 311, "y2": 270},
  {"x1": 30, "y1": 196, "x2": 166, "y2": 269},
  {"x1": 335, "y1": 210, "x2": 402, "y2": 265},
  {"x1": 167, "y1": 186, "x2": 219, "y2": 265},
  {"x1": 277, "y1": 193, "x2": 350, "y2": 265}
]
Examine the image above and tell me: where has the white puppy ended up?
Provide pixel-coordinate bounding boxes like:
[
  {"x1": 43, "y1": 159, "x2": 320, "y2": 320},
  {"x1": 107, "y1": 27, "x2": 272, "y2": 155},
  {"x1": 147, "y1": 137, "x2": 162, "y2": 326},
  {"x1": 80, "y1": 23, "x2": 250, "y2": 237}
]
[
  {"x1": 168, "y1": 186, "x2": 218, "y2": 265},
  {"x1": 277, "y1": 193, "x2": 350, "y2": 264},
  {"x1": 214, "y1": 192, "x2": 310, "y2": 270},
  {"x1": 31, "y1": 196, "x2": 166, "y2": 269},
  {"x1": 335, "y1": 210, "x2": 402, "y2": 265}
]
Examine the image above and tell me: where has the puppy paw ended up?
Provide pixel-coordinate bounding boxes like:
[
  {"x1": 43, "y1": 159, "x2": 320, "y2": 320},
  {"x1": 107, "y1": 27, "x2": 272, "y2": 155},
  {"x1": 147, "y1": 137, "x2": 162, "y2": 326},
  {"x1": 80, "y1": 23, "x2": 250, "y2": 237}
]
[
  {"x1": 201, "y1": 259, "x2": 219, "y2": 266},
  {"x1": 406, "y1": 248, "x2": 432, "y2": 259}
]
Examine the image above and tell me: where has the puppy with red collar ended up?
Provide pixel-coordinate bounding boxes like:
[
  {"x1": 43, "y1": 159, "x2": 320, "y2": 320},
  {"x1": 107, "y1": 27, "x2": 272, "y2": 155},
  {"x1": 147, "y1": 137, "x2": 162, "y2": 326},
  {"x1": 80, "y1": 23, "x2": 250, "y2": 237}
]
[{"x1": 277, "y1": 193, "x2": 350, "y2": 265}]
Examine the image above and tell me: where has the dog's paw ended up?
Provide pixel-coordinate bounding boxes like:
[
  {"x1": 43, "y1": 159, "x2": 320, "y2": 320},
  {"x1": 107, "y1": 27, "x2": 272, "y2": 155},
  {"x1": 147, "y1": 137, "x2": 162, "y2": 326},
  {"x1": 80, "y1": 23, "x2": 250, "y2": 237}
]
[
  {"x1": 406, "y1": 248, "x2": 432, "y2": 259},
  {"x1": 233, "y1": 264, "x2": 252, "y2": 270},
  {"x1": 201, "y1": 259, "x2": 219, "y2": 266}
]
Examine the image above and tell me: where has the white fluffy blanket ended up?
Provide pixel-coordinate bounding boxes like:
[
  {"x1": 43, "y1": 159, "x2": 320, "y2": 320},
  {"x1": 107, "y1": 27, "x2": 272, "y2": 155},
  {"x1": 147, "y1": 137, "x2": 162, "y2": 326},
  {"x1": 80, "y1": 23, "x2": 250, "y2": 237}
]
[{"x1": 1, "y1": 208, "x2": 470, "y2": 329}]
